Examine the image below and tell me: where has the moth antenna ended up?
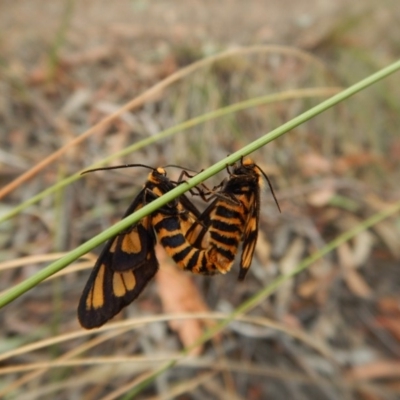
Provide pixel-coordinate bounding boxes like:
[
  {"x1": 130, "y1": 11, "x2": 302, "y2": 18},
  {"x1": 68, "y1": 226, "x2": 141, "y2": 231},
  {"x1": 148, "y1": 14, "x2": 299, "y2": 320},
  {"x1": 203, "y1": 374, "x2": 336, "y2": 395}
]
[
  {"x1": 163, "y1": 164, "x2": 199, "y2": 174},
  {"x1": 255, "y1": 166, "x2": 281, "y2": 213},
  {"x1": 81, "y1": 163, "x2": 155, "y2": 175}
]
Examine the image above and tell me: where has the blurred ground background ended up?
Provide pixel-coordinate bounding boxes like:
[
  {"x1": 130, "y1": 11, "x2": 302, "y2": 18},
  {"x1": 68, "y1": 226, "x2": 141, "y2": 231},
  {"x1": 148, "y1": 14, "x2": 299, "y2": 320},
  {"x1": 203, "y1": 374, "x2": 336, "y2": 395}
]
[{"x1": 1, "y1": 0, "x2": 400, "y2": 399}]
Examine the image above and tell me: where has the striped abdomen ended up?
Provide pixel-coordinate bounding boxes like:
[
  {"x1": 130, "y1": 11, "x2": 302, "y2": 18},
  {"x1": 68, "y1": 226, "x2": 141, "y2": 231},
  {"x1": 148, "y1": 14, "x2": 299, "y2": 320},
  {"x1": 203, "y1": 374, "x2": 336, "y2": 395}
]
[{"x1": 152, "y1": 194, "x2": 248, "y2": 275}]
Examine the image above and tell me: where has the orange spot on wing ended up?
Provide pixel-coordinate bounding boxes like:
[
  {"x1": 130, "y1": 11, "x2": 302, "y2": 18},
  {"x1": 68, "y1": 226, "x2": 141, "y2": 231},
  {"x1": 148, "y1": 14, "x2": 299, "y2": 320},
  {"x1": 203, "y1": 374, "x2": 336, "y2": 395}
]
[
  {"x1": 121, "y1": 230, "x2": 141, "y2": 254},
  {"x1": 122, "y1": 270, "x2": 136, "y2": 290},
  {"x1": 91, "y1": 264, "x2": 106, "y2": 308},
  {"x1": 113, "y1": 272, "x2": 126, "y2": 297}
]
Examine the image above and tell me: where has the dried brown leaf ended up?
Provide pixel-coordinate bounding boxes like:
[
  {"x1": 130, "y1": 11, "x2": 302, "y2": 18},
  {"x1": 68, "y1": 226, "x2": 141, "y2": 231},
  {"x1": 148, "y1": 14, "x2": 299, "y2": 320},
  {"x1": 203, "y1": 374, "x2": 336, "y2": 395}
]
[
  {"x1": 298, "y1": 262, "x2": 337, "y2": 305},
  {"x1": 343, "y1": 269, "x2": 372, "y2": 299},
  {"x1": 298, "y1": 152, "x2": 331, "y2": 177},
  {"x1": 352, "y1": 230, "x2": 375, "y2": 267},
  {"x1": 335, "y1": 152, "x2": 380, "y2": 175},
  {"x1": 377, "y1": 296, "x2": 400, "y2": 314},
  {"x1": 375, "y1": 316, "x2": 400, "y2": 342},
  {"x1": 155, "y1": 245, "x2": 211, "y2": 356},
  {"x1": 335, "y1": 215, "x2": 378, "y2": 264},
  {"x1": 356, "y1": 388, "x2": 387, "y2": 400},
  {"x1": 346, "y1": 360, "x2": 400, "y2": 381},
  {"x1": 307, "y1": 186, "x2": 335, "y2": 207},
  {"x1": 297, "y1": 277, "x2": 319, "y2": 299}
]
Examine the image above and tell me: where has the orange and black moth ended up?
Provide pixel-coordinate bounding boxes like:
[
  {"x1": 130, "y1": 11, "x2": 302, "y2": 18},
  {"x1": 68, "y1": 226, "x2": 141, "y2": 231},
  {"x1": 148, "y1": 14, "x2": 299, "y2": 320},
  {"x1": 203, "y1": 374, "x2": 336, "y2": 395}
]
[
  {"x1": 77, "y1": 166, "x2": 206, "y2": 329},
  {"x1": 155, "y1": 158, "x2": 272, "y2": 280}
]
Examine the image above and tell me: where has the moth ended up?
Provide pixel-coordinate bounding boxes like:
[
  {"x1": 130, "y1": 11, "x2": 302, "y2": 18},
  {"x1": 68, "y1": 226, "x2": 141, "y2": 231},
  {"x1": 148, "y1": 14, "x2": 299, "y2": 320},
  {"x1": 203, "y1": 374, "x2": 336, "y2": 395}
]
[
  {"x1": 156, "y1": 158, "x2": 280, "y2": 280},
  {"x1": 222, "y1": 158, "x2": 280, "y2": 280},
  {"x1": 77, "y1": 164, "x2": 206, "y2": 329}
]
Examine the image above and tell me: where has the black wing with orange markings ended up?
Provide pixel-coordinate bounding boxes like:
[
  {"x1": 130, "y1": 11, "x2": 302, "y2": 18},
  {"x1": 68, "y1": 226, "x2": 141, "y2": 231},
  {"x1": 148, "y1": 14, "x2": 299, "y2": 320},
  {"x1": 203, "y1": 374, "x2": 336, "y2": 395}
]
[{"x1": 77, "y1": 184, "x2": 159, "y2": 329}]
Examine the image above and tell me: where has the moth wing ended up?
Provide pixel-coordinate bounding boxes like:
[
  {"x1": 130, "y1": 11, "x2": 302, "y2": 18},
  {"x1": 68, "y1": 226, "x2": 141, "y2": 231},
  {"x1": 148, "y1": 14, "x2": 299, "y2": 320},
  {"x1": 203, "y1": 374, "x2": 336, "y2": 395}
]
[
  {"x1": 110, "y1": 217, "x2": 155, "y2": 271},
  {"x1": 77, "y1": 244, "x2": 158, "y2": 329},
  {"x1": 107, "y1": 188, "x2": 156, "y2": 271},
  {"x1": 78, "y1": 187, "x2": 158, "y2": 328},
  {"x1": 238, "y1": 197, "x2": 259, "y2": 281}
]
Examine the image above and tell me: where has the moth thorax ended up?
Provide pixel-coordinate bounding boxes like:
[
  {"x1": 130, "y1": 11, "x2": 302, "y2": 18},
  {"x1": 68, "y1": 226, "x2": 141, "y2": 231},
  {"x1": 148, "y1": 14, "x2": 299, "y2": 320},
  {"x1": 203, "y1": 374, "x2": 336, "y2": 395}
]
[
  {"x1": 155, "y1": 167, "x2": 166, "y2": 175},
  {"x1": 241, "y1": 158, "x2": 254, "y2": 167}
]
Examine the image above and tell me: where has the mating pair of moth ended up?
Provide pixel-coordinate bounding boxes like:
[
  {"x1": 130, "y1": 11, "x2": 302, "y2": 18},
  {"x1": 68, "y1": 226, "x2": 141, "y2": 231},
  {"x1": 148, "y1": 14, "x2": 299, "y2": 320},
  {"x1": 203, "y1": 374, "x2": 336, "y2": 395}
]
[{"x1": 78, "y1": 158, "x2": 279, "y2": 329}]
